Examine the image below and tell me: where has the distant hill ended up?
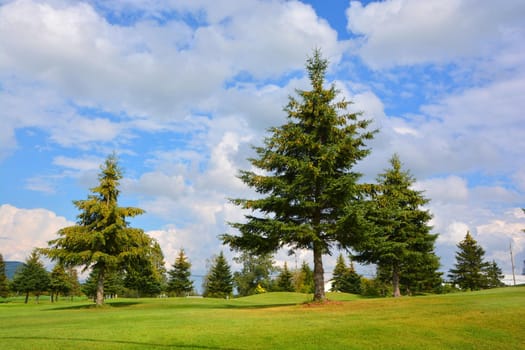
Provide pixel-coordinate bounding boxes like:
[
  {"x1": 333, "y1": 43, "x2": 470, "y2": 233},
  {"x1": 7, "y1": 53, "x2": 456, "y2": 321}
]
[{"x1": 5, "y1": 261, "x2": 23, "y2": 280}]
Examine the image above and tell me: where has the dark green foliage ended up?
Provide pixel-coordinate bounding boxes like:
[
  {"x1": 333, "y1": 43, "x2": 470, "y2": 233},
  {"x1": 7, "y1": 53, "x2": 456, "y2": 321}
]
[
  {"x1": 124, "y1": 240, "x2": 166, "y2": 297},
  {"x1": 0, "y1": 254, "x2": 9, "y2": 298},
  {"x1": 41, "y1": 154, "x2": 151, "y2": 306},
  {"x1": 352, "y1": 155, "x2": 439, "y2": 297},
  {"x1": 294, "y1": 261, "x2": 314, "y2": 293},
  {"x1": 222, "y1": 50, "x2": 375, "y2": 301},
  {"x1": 49, "y1": 264, "x2": 71, "y2": 302},
  {"x1": 11, "y1": 250, "x2": 50, "y2": 303},
  {"x1": 167, "y1": 249, "x2": 194, "y2": 297},
  {"x1": 233, "y1": 252, "x2": 275, "y2": 296},
  {"x1": 276, "y1": 262, "x2": 294, "y2": 292},
  {"x1": 331, "y1": 255, "x2": 362, "y2": 294},
  {"x1": 82, "y1": 268, "x2": 124, "y2": 300},
  {"x1": 203, "y1": 252, "x2": 233, "y2": 298},
  {"x1": 485, "y1": 260, "x2": 504, "y2": 289},
  {"x1": 66, "y1": 267, "x2": 82, "y2": 299},
  {"x1": 448, "y1": 232, "x2": 491, "y2": 290}
]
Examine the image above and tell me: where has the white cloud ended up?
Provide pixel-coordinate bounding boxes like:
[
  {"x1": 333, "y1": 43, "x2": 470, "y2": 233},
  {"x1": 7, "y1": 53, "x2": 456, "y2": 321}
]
[
  {"x1": 346, "y1": 0, "x2": 525, "y2": 68},
  {"x1": 0, "y1": 204, "x2": 72, "y2": 261}
]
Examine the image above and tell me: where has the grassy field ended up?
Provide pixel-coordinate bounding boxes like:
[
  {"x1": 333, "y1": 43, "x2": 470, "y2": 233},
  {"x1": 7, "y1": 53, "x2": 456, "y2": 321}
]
[{"x1": 1, "y1": 287, "x2": 524, "y2": 350}]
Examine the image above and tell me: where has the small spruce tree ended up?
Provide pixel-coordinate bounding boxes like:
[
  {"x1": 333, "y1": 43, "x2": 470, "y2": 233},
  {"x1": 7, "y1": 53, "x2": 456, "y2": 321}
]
[
  {"x1": 11, "y1": 250, "x2": 50, "y2": 303},
  {"x1": 203, "y1": 252, "x2": 233, "y2": 298},
  {"x1": 484, "y1": 260, "x2": 504, "y2": 288},
  {"x1": 167, "y1": 249, "x2": 194, "y2": 297},
  {"x1": 276, "y1": 262, "x2": 294, "y2": 292},
  {"x1": 448, "y1": 231, "x2": 490, "y2": 290}
]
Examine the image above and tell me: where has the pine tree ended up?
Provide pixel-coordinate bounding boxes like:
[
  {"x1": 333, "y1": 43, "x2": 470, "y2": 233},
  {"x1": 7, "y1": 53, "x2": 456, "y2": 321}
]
[
  {"x1": 276, "y1": 262, "x2": 294, "y2": 292},
  {"x1": 331, "y1": 254, "x2": 348, "y2": 292},
  {"x1": 222, "y1": 50, "x2": 375, "y2": 301},
  {"x1": 11, "y1": 250, "x2": 50, "y2": 303},
  {"x1": 203, "y1": 252, "x2": 233, "y2": 298},
  {"x1": 352, "y1": 155, "x2": 438, "y2": 297},
  {"x1": 49, "y1": 264, "x2": 71, "y2": 302},
  {"x1": 41, "y1": 154, "x2": 151, "y2": 306},
  {"x1": 123, "y1": 240, "x2": 165, "y2": 297},
  {"x1": 0, "y1": 254, "x2": 9, "y2": 298},
  {"x1": 167, "y1": 249, "x2": 194, "y2": 297},
  {"x1": 484, "y1": 260, "x2": 504, "y2": 289},
  {"x1": 448, "y1": 231, "x2": 490, "y2": 290}
]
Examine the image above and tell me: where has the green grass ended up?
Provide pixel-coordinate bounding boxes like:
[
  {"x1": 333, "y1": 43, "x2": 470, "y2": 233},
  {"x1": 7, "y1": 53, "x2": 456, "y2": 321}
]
[{"x1": 1, "y1": 288, "x2": 524, "y2": 350}]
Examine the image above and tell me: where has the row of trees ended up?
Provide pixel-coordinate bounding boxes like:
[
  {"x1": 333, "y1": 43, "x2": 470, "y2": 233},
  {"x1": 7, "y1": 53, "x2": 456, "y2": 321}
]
[{"x1": 13, "y1": 49, "x2": 511, "y2": 306}]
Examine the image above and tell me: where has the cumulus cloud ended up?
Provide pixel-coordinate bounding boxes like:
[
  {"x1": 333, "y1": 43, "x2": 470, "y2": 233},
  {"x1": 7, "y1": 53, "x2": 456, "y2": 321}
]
[
  {"x1": 346, "y1": 0, "x2": 525, "y2": 68},
  {"x1": 0, "y1": 204, "x2": 72, "y2": 262}
]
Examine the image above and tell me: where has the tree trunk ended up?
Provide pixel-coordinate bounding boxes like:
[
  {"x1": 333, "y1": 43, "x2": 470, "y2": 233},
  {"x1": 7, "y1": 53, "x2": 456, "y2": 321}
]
[
  {"x1": 392, "y1": 264, "x2": 401, "y2": 298},
  {"x1": 24, "y1": 291, "x2": 29, "y2": 304},
  {"x1": 313, "y1": 242, "x2": 326, "y2": 301},
  {"x1": 96, "y1": 268, "x2": 105, "y2": 306}
]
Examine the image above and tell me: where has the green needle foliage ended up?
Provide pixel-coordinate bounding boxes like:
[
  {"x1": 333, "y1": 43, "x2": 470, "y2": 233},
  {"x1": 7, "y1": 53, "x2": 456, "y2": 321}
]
[
  {"x1": 11, "y1": 250, "x2": 50, "y2": 303},
  {"x1": 204, "y1": 252, "x2": 233, "y2": 299},
  {"x1": 222, "y1": 50, "x2": 375, "y2": 301},
  {"x1": 0, "y1": 253, "x2": 9, "y2": 298},
  {"x1": 41, "y1": 154, "x2": 151, "y2": 306},
  {"x1": 448, "y1": 231, "x2": 491, "y2": 290},
  {"x1": 167, "y1": 249, "x2": 194, "y2": 297},
  {"x1": 352, "y1": 154, "x2": 439, "y2": 297}
]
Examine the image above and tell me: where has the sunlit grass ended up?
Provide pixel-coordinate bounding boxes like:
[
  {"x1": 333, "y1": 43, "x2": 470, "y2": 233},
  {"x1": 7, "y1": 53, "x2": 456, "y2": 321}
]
[{"x1": 1, "y1": 287, "x2": 523, "y2": 349}]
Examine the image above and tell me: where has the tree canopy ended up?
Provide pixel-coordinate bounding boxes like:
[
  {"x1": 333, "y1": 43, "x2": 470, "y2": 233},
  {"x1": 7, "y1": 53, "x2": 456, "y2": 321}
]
[
  {"x1": 167, "y1": 249, "x2": 194, "y2": 297},
  {"x1": 11, "y1": 250, "x2": 50, "y2": 303},
  {"x1": 351, "y1": 155, "x2": 438, "y2": 297},
  {"x1": 203, "y1": 252, "x2": 233, "y2": 298},
  {"x1": 41, "y1": 154, "x2": 152, "y2": 306},
  {"x1": 448, "y1": 231, "x2": 491, "y2": 290},
  {"x1": 222, "y1": 50, "x2": 375, "y2": 301}
]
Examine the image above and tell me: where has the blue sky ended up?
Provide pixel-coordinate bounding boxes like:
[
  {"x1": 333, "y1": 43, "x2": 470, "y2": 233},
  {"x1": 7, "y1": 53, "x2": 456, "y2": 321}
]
[{"x1": 1, "y1": 0, "x2": 524, "y2": 281}]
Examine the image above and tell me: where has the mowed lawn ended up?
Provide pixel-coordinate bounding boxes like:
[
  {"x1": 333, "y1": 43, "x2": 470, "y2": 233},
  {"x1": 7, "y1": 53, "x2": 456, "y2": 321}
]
[{"x1": 1, "y1": 287, "x2": 524, "y2": 350}]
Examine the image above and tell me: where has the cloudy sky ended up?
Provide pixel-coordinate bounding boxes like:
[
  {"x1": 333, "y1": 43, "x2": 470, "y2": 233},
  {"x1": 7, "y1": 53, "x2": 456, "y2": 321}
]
[{"x1": 1, "y1": 0, "x2": 524, "y2": 282}]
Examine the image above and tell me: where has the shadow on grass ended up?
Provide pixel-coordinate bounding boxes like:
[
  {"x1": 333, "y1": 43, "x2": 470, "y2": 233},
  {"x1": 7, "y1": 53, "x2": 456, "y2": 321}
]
[
  {"x1": 45, "y1": 301, "x2": 141, "y2": 311},
  {"x1": 2, "y1": 336, "x2": 238, "y2": 350}
]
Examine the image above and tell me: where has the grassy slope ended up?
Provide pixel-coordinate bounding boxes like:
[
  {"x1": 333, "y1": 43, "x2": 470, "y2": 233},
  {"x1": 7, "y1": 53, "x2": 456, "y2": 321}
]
[{"x1": 0, "y1": 288, "x2": 523, "y2": 350}]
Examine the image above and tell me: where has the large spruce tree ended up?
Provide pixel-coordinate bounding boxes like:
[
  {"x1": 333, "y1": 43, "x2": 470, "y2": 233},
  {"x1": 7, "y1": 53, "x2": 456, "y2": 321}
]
[
  {"x1": 41, "y1": 154, "x2": 151, "y2": 306},
  {"x1": 448, "y1": 231, "x2": 490, "y2": 290},
  {"x1": 222, "y1": 50, "x2": 375, "y2": 301},
  {"x1": 352, "y1": 155, "x2": 439, "y2": 297},
  {"x1": 167, "y1": 249, "x2": 194, "y2": 297}
]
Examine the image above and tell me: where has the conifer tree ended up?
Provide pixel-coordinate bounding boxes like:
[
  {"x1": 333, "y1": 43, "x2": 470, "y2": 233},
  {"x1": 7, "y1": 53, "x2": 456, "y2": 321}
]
[
  {"x1": 0, "y1": 254, "x2": 9, "y2": 298},
  {"x1": 49, "y1": 264, "x2": 71, "y2": 302},
  {"x1": 448, "y1": 231, "x2": 490, "y2": 290},
  {"x1": 484, "y1": 260, "x2": 504, "y2": 288},
  {"x1": 203, "y1": 252, "x2": 233, "y2": 298},
  {"x1": 352, "y1": 155, "x2": 438, "y2": 297},
  {"x1": 331, "y1": 254, "x2": 348, "y2": 292},
  {"x1": 167, "y1": 249, "x2": 194, "y2": 297},
  {"x1": 11, "y1": 250, "x2": 50, "y2": 303},
  {"x1": 294, "y1": 261, "x2": 314, "y2": 293},
  {"x1": 41, "y1": 154, "x2": 151, "y2": 306},
  {"x1": 223, "y1": 50, "x2": 375, "y2": 301},
  {"x1": 276, "y1": 262, "x2": 294, "y2": 292}
]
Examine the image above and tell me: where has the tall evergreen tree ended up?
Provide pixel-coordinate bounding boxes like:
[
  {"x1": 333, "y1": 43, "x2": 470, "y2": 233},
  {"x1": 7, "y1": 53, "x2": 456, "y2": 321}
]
[
  {"x1": 448, "y1": 231, "x2": 490, "y2": 290},
  {"x1": 124, "y1": 239, "x2": 165, "y2": 297},
  {"x1": 233, "y1": 252, "x2": 275, "y2": 296},
  {"x1": 352, "y1": 155, "x2": 438, "y2": 297},
  {"x1": 41, "y1": 154, "x2": 151, "y2": 306},
  {"x1": 167, "y1": 249, "x2": 194, "y2": 297},
  {"x1": 222, "y1": 50, "x2": 375, "y2": 301},
  {"x1": 0, "y1": 254, "x2": 9, "y2": 298},
  {"x1": 203, "y1": 252, "x2": 233, "y2": 298},
  {"x1": 276, "y1": 262, "x2": 294, "y2": 292},
  {"x1": 11, "y1": 250, "x2": 50, "y2": 303}
]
